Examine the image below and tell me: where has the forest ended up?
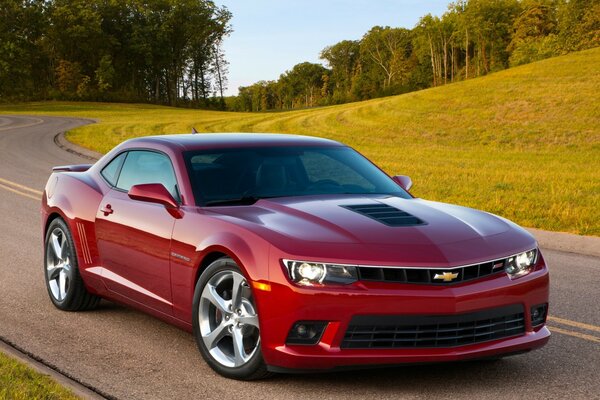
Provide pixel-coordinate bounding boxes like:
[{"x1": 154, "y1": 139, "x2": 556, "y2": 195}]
[
  {"x1": 227, "y1": 0, "x2": 600, "y2": 112},
  {"x1": 1, "y1": 0, "x2": 598, "y2": 111},
  {"x1": 0, "y1": 0, "x2": 231, "y2": 108}
]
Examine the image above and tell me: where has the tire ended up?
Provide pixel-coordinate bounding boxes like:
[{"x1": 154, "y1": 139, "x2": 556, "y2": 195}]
[
  {"x1": 192, "y1": 257, "x2": 271, "y2": 380},
  {"x1": 44, "y1": 218, "x2": 100, "y2": 311}
]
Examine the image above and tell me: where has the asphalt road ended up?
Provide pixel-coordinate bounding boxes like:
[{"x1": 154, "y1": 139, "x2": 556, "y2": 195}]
[{"x1": 0, "y1": 115, "x2": 598, "y2": 400}]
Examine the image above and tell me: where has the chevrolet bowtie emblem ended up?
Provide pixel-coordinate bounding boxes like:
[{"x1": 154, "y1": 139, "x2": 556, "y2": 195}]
[{"x1": 433, "y1": 271, "x2": 459, "y2": 282}]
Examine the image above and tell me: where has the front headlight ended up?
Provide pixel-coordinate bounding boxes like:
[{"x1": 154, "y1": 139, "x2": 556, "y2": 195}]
[
  {"x1": 505, "y1": 248, "x2": 538, "y2": 279},
  {"x1": 283, "y1": 259, "x2": 358, "y2": 286}
]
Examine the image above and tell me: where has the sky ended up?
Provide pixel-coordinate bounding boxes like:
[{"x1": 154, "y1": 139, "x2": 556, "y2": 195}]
[{"x1": 215, "y1": 0, "x2": 450, "y2": 96}]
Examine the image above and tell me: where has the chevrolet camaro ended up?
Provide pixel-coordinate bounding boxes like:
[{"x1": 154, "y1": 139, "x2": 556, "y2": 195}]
[{"x1": 42, "y1": 133, "x2": 550, "y2": 380}]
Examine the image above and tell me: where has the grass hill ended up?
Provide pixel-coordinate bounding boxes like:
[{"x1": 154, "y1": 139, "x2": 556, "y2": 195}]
[{"x1": 1, "y1": 48, "x2": 599, "y2": 235}]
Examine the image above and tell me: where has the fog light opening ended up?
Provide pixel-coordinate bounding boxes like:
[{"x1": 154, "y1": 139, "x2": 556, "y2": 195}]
[
  {"x1": 286, "y1": 321, "x2": 328, "y2": 345},
  {"x1": 531, "y1": 304, "x2": 548, "y2": 327}
]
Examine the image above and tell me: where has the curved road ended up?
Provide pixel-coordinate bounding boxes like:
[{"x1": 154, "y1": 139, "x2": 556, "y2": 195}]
[{"x1": 0, "y1": 115, "x2": 598, "y2": 399}]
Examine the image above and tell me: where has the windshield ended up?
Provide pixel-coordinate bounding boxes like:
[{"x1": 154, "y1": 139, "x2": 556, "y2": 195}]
[{"x1": 184, "y1": 146, "x2": 410, "y2": 206}]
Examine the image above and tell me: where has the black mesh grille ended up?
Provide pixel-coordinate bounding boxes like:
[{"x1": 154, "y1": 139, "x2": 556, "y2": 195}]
[
  {"x1": 343, "y1": 204, "x2": 424, "y2": 227},
  {"x1": 357, "y1": 259, "x2": 506, "y2": 285},
  {"x1": 342, "y1": 305, "x2": 525, "y2": 349}
]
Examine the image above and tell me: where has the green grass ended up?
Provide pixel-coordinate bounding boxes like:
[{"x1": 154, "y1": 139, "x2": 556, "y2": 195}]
[
  {"x1": 1, "y1": 48, "x2": 599, "y2": 235},
  {"x1": 0, "y1": 352, "x2": 79, "y2": 400}
]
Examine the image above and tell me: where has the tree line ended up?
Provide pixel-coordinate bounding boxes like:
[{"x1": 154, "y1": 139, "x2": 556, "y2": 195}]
[
  {"x1": 0, "y1": 0, "x2": 231, "y2": 108},
  {"x1": 227, "y1": 0, "x2": 599, "y2": 112}
]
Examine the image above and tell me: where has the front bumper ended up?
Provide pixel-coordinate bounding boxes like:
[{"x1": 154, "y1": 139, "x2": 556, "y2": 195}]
[{"x1": 256, "y1": 254, "x2": 550, "y2": 371}]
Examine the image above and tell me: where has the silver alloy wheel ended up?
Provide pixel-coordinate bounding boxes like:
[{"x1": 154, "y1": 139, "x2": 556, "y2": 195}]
[
  {"x1": 199, "y1": 270, "x2": 260, "y2": 368},
  {"x1": 45, "y1": 227, "x2": 73, "y2": 302}
]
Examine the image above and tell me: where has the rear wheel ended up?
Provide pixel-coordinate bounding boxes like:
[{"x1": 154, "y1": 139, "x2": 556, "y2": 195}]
[
  {"x1": 192, "y1": 257, "x2": 271, "y2": 380},
  {"x1": 44, "y1": 218, "x2": 100, "y2": 311}
]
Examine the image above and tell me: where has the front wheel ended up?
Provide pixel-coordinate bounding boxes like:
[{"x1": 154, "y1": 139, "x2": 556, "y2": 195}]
[{"x1": 192, "y1": 258, "x2": 270, "y2": 380}]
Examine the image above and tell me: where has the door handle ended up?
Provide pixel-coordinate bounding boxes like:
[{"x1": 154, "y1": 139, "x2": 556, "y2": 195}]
[{"x1": 101, "y1": 204, "x2": 113, "y2": 216}]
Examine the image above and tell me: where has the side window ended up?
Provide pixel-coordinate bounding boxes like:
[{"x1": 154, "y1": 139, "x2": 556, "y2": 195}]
[
  {"x1": 101, "y1": 152, "x2": 127, "y2": 186},
  {"x1": 116, "y1": 151, "x2": 179, "y2": 201}
]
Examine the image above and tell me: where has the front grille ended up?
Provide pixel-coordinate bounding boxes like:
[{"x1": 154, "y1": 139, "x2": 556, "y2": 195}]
[
  {"x1": 342, "y1": 305, "x2": 525, "y2": 349},
  {"x1": 357, "y1": 258, "x2": 506, "y2": 285},
  {"x1": 342, "y1": 204, "x2": 425, "y2": 227}
]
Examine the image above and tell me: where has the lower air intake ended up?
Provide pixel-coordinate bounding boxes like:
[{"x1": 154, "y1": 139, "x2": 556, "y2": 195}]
[{"x1": 342, "y1": 304, "x2": 525, "y2": 349}]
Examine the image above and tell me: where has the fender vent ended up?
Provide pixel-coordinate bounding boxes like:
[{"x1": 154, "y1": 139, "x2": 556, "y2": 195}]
[
  {"x1": 76, "y1": 222, "x2": 92, "y2": 265},
  {"x1": 342, "y1": 204, "x2": 424, "y2": 227}
]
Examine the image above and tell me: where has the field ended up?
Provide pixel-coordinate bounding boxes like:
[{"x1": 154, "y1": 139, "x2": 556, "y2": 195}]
[{"x1": 1, "y1": 48, "x2": 599, "y2": 235}]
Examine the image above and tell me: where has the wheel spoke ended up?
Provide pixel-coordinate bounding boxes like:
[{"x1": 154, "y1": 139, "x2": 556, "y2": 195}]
[
  {"x1": 205, "y1": 284, "x2": 229, "y2": 313},
  {"x1": 48, "y1": 279, "x2": 59, "y2": 300},
  {"x1": 231, "y1": 273, "x2": 245, "y2": 310},
  {"x1": 47, "y1": 262, "x2": 62, "y2": 281},
  {"x1": 58, "y1": 269, "x2": 67, "y2": 300},
  {"x1": 239, "y1": 314, "x2": 259, "y2": 329},
  {"x1": 232, "y1": 327, "x2": 247, "y2": 366},
  {"x1": 50, "y1": 233, "x2": 63, "y2": 260},
  {"x1": 203, "y1": 321, "x2": 229, "y2": 349}
]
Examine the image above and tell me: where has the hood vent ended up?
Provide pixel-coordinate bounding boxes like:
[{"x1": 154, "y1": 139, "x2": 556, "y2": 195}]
[{"x1": 342, "y1": 204, "x2": 425, "y2": 227}]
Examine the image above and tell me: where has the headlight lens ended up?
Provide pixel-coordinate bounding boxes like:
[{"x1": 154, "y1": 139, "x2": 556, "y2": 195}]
[
  {"x1": 505, "y1": 248, "x2": 538, "y2": 279},
  {"x1": 283, "y1": 260, "x2": 358, "y2": 286}
]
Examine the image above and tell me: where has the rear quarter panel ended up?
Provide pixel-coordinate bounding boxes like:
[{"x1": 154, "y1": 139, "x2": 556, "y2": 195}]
[{"x1": 42, "y1": 171, "x2": 108, "y2": 295}]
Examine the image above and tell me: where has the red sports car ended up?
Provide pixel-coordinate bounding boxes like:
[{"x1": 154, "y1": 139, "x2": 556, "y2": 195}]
[{"x1": 42, "y1": 133, "x2": 549, "y2": 380}]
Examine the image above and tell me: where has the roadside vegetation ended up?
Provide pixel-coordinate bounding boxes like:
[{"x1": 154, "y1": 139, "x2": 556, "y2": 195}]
[
  {"x1": 1, "y1": 48, "x2": 598, "y2": 236},
  {"x1": 1, "y1": 1, "x2": 598, "y2": 112},
  {"x1": 229, "y1": 0, "x2": 600, "y2": 111},
  {"x1": 0, "y1": 351, "x2": 79, "y2": 400},
  {"x1": 0, "y1": 0, "x2": 231, "y2": 108}
]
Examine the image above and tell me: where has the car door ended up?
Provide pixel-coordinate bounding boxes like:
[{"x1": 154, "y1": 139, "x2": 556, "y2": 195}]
[{"x1": 95, "y1": 150, "x2": 180, "y2": 315}]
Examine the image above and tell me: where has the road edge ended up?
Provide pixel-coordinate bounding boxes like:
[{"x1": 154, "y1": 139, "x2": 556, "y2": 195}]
[
  {"x1": 57, "y1": 131, "x2": 599, "y2": 258},
  {"x1": 0, "y1": 337, "x2": 111, "y2": 400},
  {"x1": 527, "y1": 228, "x2": 600, "y2": 258},
  {"x1": 55, "y1": 131, "x2": 102, "y2": 161}
]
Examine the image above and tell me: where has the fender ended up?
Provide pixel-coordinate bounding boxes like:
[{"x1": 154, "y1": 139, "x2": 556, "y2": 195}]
[
  {"x1": 45, "y1": 173, "x2": 105, "y2": 223},
  {"x1": 42, "y1": 172, "x2": 107, "y2": 296},
  {"x1": 170, "y1": 217, "x2": 271, "y2": 323},
  {"x1": 195, "y1": 231, "x2": 265, "y2": 281}
]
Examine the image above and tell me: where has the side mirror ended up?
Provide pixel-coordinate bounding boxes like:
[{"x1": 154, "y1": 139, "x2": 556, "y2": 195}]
[
  {"x1": 128, "y1": 183, "x2": 179, "y2": 210},
  {"x1": 392, "y1": 175, "x2": 413, "y2": 191}
]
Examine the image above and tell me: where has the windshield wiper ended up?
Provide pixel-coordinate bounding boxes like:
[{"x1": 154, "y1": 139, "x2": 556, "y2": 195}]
[{"x1": 204, "y1": 196, "x2": 260, "y2": 207}]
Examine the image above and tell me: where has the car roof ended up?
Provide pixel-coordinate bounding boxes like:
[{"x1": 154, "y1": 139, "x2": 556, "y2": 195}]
[{"x1": 123, "y1": 133, "x2": 344, "y2": 152}]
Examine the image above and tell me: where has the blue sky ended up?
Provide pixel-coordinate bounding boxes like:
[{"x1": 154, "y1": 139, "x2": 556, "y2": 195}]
[{"x1": 215, "y1": 0, "x2": 449, "y2": 95}]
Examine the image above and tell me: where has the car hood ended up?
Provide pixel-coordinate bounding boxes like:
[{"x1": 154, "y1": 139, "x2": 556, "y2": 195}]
[{"x1": 205, "y1": 195, "x2": 536, "y2": 266}]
